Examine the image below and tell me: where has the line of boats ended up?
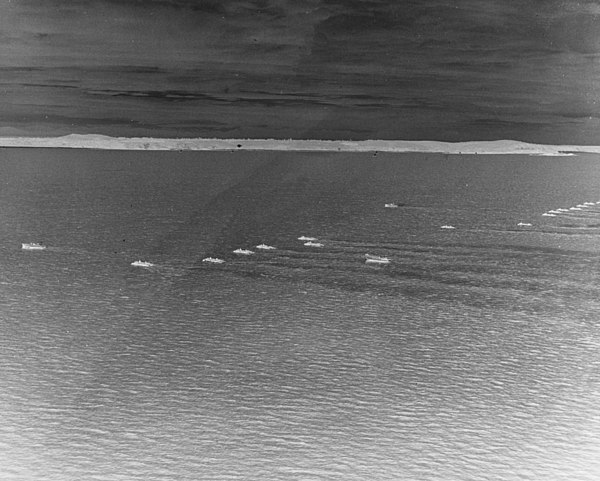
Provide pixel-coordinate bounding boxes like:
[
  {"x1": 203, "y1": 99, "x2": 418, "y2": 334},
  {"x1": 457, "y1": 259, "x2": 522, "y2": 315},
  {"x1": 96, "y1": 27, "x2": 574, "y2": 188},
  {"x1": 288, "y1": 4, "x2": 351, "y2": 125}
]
[
  {"x1": 20, "y1": 239, "x2": 392, "y2": 268},
  {"x1": 151, "y1": 253, "x2": 391, "y2": 267},
  {"x1": 542, "y1": 201, "x2": 600, "y2": 217}
]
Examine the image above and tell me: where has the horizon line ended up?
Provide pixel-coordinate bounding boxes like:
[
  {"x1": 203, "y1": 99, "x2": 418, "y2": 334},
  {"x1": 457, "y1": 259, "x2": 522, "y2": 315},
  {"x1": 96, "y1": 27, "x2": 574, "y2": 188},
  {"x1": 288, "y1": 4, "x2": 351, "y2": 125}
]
[{"x1": 1, "y1": 134, "x2": 600, "y2": 156}]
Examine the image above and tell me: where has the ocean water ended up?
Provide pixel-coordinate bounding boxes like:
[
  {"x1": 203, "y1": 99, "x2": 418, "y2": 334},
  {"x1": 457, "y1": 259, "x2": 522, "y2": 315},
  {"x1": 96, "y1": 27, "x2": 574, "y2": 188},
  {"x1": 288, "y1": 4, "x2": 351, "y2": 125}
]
[{"x1": 1, "y1": 148, "x2": 600, "y2": 480}]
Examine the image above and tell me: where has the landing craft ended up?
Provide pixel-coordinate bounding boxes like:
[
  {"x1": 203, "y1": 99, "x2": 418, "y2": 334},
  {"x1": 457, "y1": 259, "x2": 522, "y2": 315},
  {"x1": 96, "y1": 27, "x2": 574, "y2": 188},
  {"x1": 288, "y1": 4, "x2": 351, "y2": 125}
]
[
  {"x1": 233, "y1": 249, "x2": 254, "y2": 255},
  {"x1": 304, "y1": 241, "x2": 324, "y2": 247},
  {"x1": 365, "y1": 254, "x2": 391, "y2": 265},
  {"x1": 22, "y1": 242, "x2": 47, "y2": 250},
  {"x1": 256, "y1": 244, "x2": 276, "y2": 250},
  {"x1": 131, "y1": 260, "x2": 154, "y2": 267},
  {"x1": 202, "y1": 257, "x2": 225, "y2": 264}
]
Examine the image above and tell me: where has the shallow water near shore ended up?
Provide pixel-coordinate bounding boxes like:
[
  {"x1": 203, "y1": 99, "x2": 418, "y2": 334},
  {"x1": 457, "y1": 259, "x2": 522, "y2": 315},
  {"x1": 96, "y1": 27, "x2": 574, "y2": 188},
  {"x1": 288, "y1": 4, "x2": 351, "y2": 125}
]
[{"x1": 1, "y1": 148, "x2": 600, "y2": 480}]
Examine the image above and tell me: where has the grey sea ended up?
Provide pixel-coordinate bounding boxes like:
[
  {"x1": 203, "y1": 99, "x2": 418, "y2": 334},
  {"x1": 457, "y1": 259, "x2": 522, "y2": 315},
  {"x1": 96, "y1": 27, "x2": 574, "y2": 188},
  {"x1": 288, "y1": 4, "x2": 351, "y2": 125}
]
[{"x1": 1, "y1": 148, "x2": 600, "y2": 480}]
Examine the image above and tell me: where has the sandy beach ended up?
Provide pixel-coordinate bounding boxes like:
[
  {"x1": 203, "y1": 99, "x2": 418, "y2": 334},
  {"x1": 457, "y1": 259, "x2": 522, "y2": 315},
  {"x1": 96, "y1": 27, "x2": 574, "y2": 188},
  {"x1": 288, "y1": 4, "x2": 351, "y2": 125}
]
[{"x1": 2, "y1": 135, "x2": 600, "y2": 156}]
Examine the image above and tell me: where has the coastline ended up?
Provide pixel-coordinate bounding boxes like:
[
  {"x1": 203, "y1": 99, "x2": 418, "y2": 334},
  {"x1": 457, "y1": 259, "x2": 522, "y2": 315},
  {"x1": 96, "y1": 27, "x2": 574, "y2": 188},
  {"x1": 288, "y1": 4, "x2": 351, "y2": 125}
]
[{"x1": 1, "y1": 134, "x2": 600, "y2": 156}]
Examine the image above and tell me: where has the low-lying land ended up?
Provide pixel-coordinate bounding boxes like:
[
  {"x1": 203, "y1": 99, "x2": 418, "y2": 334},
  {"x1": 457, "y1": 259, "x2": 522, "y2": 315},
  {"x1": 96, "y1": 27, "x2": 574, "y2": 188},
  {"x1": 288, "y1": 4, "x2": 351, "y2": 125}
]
[{"x1": 2, "y1": 134, "x2": 600, "y2": 156}]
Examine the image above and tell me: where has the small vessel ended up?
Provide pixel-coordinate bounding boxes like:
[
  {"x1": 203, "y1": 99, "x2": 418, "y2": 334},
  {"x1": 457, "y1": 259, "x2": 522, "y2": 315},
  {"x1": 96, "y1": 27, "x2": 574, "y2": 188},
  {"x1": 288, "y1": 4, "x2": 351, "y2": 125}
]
[
  {"x1": 365, "y1": 254, "x2": 391, "y2": 265},
  {"x1": 517, "y1": 222, "x2": 532, "y2": 227},
  {"x1": 384, "y1": 203, "x2": 399, "y2": 208},
  {"x1": 131, "y1": 260, "x2": 154, "y2": 267},
  {"x1": 298, "y1": 236, "x2": 317, "y2": 241},
  {"x1": 304, "y1": 241, "x2": 324, "y2": 247},
  {"x1": 233, "y1": 248, "x2": 254, "y2": 255},
  {"x1": 256, "y1": 244, "x2": 276, "y2": 250},
  {"x1": 202, "y1": 257, "x2": 225, "y2": 264},
  {"x1": 22, "y1": 243, "x2": 47, "y2": 250},
  {"x1": 440, "y1": 225, "x2": 456, "y2": 230}
]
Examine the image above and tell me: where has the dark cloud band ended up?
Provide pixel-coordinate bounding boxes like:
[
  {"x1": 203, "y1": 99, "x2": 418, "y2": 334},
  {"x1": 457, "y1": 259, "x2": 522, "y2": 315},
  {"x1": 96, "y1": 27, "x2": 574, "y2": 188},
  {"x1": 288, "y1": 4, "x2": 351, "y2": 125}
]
[{"x1": 0, "y1": 0, "x2": 598, "y2": 142}]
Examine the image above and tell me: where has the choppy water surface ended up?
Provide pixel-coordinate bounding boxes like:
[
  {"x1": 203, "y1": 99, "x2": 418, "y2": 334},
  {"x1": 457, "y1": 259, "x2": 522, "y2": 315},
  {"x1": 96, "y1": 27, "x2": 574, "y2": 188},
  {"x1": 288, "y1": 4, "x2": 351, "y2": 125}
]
[{"x1": 1, "y1": 148, "x2": 600, "y2": 480}]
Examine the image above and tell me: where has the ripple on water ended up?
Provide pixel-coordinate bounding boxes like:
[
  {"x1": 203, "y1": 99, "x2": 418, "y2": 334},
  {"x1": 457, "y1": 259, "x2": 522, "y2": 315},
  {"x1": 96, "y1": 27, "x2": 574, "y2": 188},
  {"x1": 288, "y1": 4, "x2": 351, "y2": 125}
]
[{"x1": 2, "y1": 150, "x2": 600, "y2": 480}]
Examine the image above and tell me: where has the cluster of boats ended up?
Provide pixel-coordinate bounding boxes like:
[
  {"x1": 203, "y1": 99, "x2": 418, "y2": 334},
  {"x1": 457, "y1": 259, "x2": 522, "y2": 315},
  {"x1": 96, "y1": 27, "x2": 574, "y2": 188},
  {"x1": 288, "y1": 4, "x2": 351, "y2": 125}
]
[
  {"x1": 33, "y1": 199, "x2": 577, "y2": 269},
  {"x1": 199, "y1": 236, "x2": 326, "y2": 264},
  {"x1": 126, "y1": 234, "x2": 391, "y2": 268},
  {"x1": 22, "y1": 199, "x2": 600, "y2": 272}
]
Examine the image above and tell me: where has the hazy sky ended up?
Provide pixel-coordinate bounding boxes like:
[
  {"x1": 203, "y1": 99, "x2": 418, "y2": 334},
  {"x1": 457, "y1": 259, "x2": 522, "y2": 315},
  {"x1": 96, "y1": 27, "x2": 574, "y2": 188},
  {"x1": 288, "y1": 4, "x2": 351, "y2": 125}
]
[{"x1": 1, "y1": 0, "x2": 599, "y2": 142}]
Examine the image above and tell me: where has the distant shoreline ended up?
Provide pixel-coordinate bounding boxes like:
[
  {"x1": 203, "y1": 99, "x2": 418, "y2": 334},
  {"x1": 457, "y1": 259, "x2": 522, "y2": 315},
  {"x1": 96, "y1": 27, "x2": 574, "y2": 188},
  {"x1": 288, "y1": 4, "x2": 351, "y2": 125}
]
[{"x1": 1, "y1": 134, "x2": 600, "y2": 156}]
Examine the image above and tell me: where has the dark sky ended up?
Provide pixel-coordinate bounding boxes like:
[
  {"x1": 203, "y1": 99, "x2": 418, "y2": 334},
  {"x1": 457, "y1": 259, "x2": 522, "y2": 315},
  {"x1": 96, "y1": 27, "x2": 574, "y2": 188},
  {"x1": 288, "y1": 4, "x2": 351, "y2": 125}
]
[{"x1": 1, "y1": 0, "x2": 600, "y2": 143}]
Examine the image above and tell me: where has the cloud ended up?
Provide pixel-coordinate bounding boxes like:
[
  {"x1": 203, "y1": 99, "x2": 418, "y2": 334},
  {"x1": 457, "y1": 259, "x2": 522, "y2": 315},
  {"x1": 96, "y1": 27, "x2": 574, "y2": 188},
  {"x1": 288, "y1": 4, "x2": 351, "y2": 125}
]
[{"x1": 549, "y1": 13, "x2": 600, "y2": 53}]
